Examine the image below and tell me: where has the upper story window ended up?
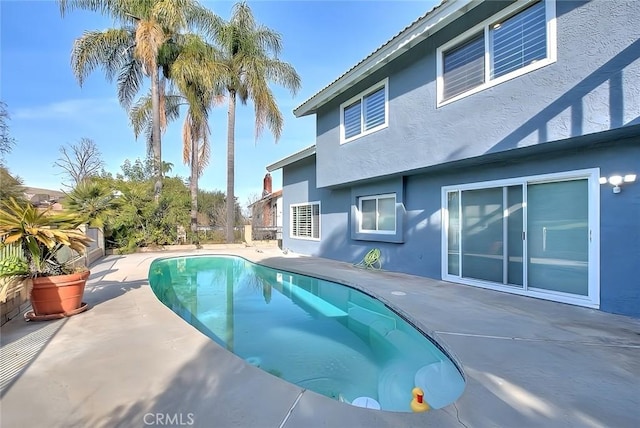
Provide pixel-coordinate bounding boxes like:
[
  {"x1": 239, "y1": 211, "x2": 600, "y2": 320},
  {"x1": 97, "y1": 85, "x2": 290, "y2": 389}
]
[
  {"x1": 341, "y1": 79, "x2": 388, "y2": 144},
  {"x1": 358, "y1": 193, "x2": 396, "y2": 234},
  {"x1": 291, "y1": 202, "x2": 320, "y2": 240},
  {"x1": 437, "y1": 0, "x2": 556, "y2": 106}
]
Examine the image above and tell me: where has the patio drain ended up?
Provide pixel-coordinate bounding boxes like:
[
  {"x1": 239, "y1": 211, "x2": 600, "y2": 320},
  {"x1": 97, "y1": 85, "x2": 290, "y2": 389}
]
[
  {"x1": 391, "y1": 291, "x2": 407, "y2": 296},
  {"x1": 0, "y1": 319, "x2": 67, "y2": 395}
]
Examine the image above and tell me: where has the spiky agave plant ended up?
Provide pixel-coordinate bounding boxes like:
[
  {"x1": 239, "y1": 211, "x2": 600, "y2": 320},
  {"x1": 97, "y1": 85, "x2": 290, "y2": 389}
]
[{"x1": 0, "y1": 198, "x2": 93, "y2": 277}]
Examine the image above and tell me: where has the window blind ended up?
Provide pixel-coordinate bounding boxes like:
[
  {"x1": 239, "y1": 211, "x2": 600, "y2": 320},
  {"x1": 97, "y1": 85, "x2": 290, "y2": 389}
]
[
  {"x1": 491, "y1": 1, "x2": 546, "y2": 79},
  {"x1": 443, "y1": 33, "x2": 485, "y2": 100},
  {"x1": 343, "y1": 101, "x2": 362, "y2": 140},
  {"x1": 364, "y1": 87, "x2": 385, "y2": 130}
]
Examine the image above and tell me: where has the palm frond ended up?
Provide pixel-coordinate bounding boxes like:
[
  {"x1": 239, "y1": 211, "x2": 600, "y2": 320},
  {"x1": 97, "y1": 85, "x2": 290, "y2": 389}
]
[
  {"x1": 129, "y1": 94, "x2": 152, "y2": 138},
  {"x1": 182, "y1": 113, "x2": 193, "y2": 165},
  {"x1": 134, "y1": 19, "x2": 165, "y2": 72},
  {"x1": 130, "y1": 90, "x2": 183, "y2": 140},
  {"x1": 126, "y1": 0, "x2": 156, "y2": 21},
  {"x1": 165, "y1": 93, "x2": 183, "y2": 122},
  {"x1": 171, "y1": 34, "x2": 226, "y2": 99},
  {"x1": 185, "y1": 4, "x2": 224, "y2": 41},
  {"x1": 250, "y1": 78, "x2": 282, "y2": 141},
  {"x1": 198, "y1": 128, "x2": 210, "y2": 174},
  {"x1": 254, "y1": 26, "x2": 282, "y2": 57},
  {"x1": 263, "y1": 58, "x2": 301, "y2": 95},
  {"x1": 59, "y1": 0, "x2": 141, "y2": 23},
  {"x1": 71, "y1": 28, "x2": 133, "y2": 86},
  {"x1": 102, "y1": 26, "x2": 136, "y2": 77},
  {"x1": 182, "y1": 108, "x2": 210, "y2": 176},
  {"x1": 117, "y1": 57, "x2": 144, "y2": 107},
  {"x1": 152, "y1": 0, "x2": 190, "y2": 32},
  {"x1": 58, "y1": 0, "x2": 109, "y2": 16},
  {"x1": 230, "y1": 2, "x2": 256, "y2": 31},
  {"x1": 158, "y1": 38, "x2": 181, "y2": 79}
]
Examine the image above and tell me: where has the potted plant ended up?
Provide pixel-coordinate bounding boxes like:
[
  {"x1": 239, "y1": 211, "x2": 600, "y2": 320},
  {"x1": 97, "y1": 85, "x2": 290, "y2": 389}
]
[{"x1": 0, "y1": 197, "x2": 93, "y2": 321}]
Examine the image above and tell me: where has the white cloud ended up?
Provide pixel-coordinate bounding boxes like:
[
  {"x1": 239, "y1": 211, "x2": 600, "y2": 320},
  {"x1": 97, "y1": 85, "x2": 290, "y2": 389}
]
[{"x1": 13, "y1": 98, "x2": 119, "y2": 120}]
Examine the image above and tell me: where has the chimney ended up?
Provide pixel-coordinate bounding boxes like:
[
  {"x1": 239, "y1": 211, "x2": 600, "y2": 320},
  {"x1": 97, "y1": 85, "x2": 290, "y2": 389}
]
[{"x1": 263, "y1": 173, "x2": 272, "y2": 196}]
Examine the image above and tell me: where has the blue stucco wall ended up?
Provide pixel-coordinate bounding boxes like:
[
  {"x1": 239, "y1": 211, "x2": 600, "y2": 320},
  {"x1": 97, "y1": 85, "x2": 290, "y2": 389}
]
[
  {"x1": 281, "y1": 156, "x2": 350, "y2": 257},
  {"x1": 350, "y1": 178, "x2": 405, "y2": 243},
  {"x1": 314, "y1": 0, "x2": 640, "y2": 188},
  {"x1": 282, "y1": 138, "x2": 640, "y2": 317}
]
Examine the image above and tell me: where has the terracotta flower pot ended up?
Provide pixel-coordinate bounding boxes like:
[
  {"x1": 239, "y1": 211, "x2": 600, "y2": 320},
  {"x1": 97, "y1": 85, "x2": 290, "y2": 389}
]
[{"x1": 30, "y1": 270, "x2": 90, "y2": 316}]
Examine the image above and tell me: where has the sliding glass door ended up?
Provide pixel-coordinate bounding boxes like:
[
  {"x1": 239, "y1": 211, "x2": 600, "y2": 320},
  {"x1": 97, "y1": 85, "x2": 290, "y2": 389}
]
[
  {"x1": 443, "y1": 169, "x2": 599, "y2": 308},
  {"x1": 461, "y1": 187, "x2": 504, "y2": 283},
  {"x1": 527, "y1": 180, "x2": 589, "y2": 296},
  {"x1": 447, "y1": 186, "x2": 524, "y2": 287}
]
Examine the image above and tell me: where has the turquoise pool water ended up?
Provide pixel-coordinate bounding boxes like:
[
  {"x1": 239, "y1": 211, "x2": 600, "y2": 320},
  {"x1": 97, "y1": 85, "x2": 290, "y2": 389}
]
[{"x1": 148, "y1": 255, "x2": 465, "y2": 412}]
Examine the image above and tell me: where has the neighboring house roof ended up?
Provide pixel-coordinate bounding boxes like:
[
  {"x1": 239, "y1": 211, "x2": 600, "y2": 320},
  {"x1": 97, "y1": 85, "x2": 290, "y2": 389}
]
[
  {"x1": 23, "y1": 187, "x2": 65, "y2": 199},
  {"x1": 293, "y1": 0, "x2": 481, "y2": 117},
  {"x1": 249, "y1": 190, "x2": 282, "y2": 208},
  {"x1": 266, "y1": 145, "x2": 316, "y2": 171},
  {"x1": 23, "y1": 187, "x2": 66, "y2": 209}
]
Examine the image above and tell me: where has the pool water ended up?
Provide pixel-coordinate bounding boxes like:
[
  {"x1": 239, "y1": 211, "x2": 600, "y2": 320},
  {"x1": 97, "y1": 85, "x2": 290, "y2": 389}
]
[{"x1": 148, "y1": 255, "x2": 465, "y2": 412}]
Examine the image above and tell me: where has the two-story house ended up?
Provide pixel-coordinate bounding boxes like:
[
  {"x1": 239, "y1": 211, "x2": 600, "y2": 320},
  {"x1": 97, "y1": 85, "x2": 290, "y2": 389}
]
[{"x1": 267, "y1": 0, "x2": 640, "y2": 317}]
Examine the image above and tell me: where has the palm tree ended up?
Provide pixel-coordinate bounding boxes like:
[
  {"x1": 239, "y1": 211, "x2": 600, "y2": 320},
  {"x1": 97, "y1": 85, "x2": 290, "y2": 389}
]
[
  {"x1": 161, "y1": 161, "x2": 174, "y2": 175},
  {"x1": 172, "y1": 35, "x2": 225, "y2": 243},
  {"x1": 216, "y1": 2, "x2": 301, "y2": 243},
  {"x1": 58, "y1": 0, "x2": 221, "y2": 194},
  {"x1": 64, "y1": 180, "x2": 119, "y2": 228},
  {"x1": 130, "y1": 34, "x2": 225, "y2": 241}
]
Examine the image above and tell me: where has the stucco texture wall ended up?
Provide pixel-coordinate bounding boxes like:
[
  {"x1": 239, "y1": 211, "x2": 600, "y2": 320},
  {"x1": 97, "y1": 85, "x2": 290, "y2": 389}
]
[
  {"x1": 314, "y1": 0, "x2": 640, "y2": 188},
  {"x1": 283, "y1": 139, "x2": 640, "y2": 317}
]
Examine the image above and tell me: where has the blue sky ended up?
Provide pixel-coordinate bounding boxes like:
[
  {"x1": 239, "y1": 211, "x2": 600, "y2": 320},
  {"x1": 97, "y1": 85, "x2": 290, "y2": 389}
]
[{"x1": 1, "y1": 0, "x2": 437, "y2": 207}]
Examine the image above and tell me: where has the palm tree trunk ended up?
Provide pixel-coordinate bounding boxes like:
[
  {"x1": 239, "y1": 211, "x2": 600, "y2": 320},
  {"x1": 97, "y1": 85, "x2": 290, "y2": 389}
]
[
  {"x1": 226, "y1": 90, "x2": 236, "y2": 243},
  {"x1": 190, "y1": 136, "x2": 199, "y2": 246},
  {"x1": 151, "y1": 65, "x2": 163, "y2": 196}
]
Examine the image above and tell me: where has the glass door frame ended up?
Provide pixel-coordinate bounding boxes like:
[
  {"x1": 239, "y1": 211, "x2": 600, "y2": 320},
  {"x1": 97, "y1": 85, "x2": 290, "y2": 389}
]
[{"x1": 441, "y1": 168, "x2": 600, "y2": 308}]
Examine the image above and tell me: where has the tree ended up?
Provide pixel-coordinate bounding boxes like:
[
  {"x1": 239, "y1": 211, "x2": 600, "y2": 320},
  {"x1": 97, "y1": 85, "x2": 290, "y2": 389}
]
[
  {"x1": 58, "y1": 0, "x2": 221, "y2": 194},
  {"x1": 243, "y1": 192, "x2": 261, "y2": 222},
  {"x1": 198, "y1": 189, "x2": 226, "y2": 227},
  {"x1": 0, "y1": 103, "x2": 21, "y2": 201},
  {"x1": 0, "y1": 101, "x2": 15, "y2": 164},
  {"x1": 217, "y1": 2, "x2": 301, "y2": 242},
  {"x1": 54, "y1": 137, "x2": 105, "y2": 187},
  {"x1": 64, "y1": 180, "x2": 118, "y2": 228},
  {"x1": 130, "y1": 33, "x2": 226, "y2": 240},
  {"x1": 88, "y1": 162, "x2": 192, "y2": 251},
  {"x1": 0, "y1": 167, "x2": 24, "y2": 202},
  {"x1": 172, "y1": 35, "x2": 226, "y2": 242},
  {"x1": 118, "y1": 157, "x2": 154, "y2": 182}
]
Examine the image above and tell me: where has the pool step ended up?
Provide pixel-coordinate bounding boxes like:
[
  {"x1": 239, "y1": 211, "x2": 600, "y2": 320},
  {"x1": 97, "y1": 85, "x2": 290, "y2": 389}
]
[
  {"x1": 281, "y1": 280, "x2": 348, "y2": 317},
  {"x1": 347, "y1": 303, "x2": 396, "y2": 335}
]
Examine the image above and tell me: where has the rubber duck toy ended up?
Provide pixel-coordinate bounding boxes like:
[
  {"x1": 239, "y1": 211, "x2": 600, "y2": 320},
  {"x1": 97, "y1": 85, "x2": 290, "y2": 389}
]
[{"x1": 410, "y1": 387, "x2": 430, "y2": 412}]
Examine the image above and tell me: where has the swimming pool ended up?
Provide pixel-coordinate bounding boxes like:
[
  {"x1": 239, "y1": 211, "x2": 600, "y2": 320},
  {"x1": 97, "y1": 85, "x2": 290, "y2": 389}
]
[{"x1": 148, "y1": 255, "x2": 465, "y2": 412}]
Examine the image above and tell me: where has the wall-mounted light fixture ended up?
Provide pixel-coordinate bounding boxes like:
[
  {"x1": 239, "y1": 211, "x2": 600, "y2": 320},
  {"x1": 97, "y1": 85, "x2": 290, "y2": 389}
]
[{"x1": 599, "y1": 174, "x2": 636, "y2": 193}]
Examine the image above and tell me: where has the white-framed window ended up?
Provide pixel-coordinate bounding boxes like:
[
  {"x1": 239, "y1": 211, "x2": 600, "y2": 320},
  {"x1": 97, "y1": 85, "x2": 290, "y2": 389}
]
[
  {"x1": 437, "y1": 0, "x2": 556, "y2": 106},
  {"x1": 358, "y1": 193, "x2": 396, "y2": 234},
  {"x1": 340, "y1": 78, "x2": 389, "y2": 144},
  {"x1": 441, "y1": 168, "x2": 600, "y2": 309},
  {"x1": 290, "y1": 202, "x2": 320, "y2": 240}
]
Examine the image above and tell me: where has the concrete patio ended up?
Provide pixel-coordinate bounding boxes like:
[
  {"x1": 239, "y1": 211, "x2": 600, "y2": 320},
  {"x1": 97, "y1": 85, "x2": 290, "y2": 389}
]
[{"x1": 1, "y1": 247, "x2": 639, "y2": 428}]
